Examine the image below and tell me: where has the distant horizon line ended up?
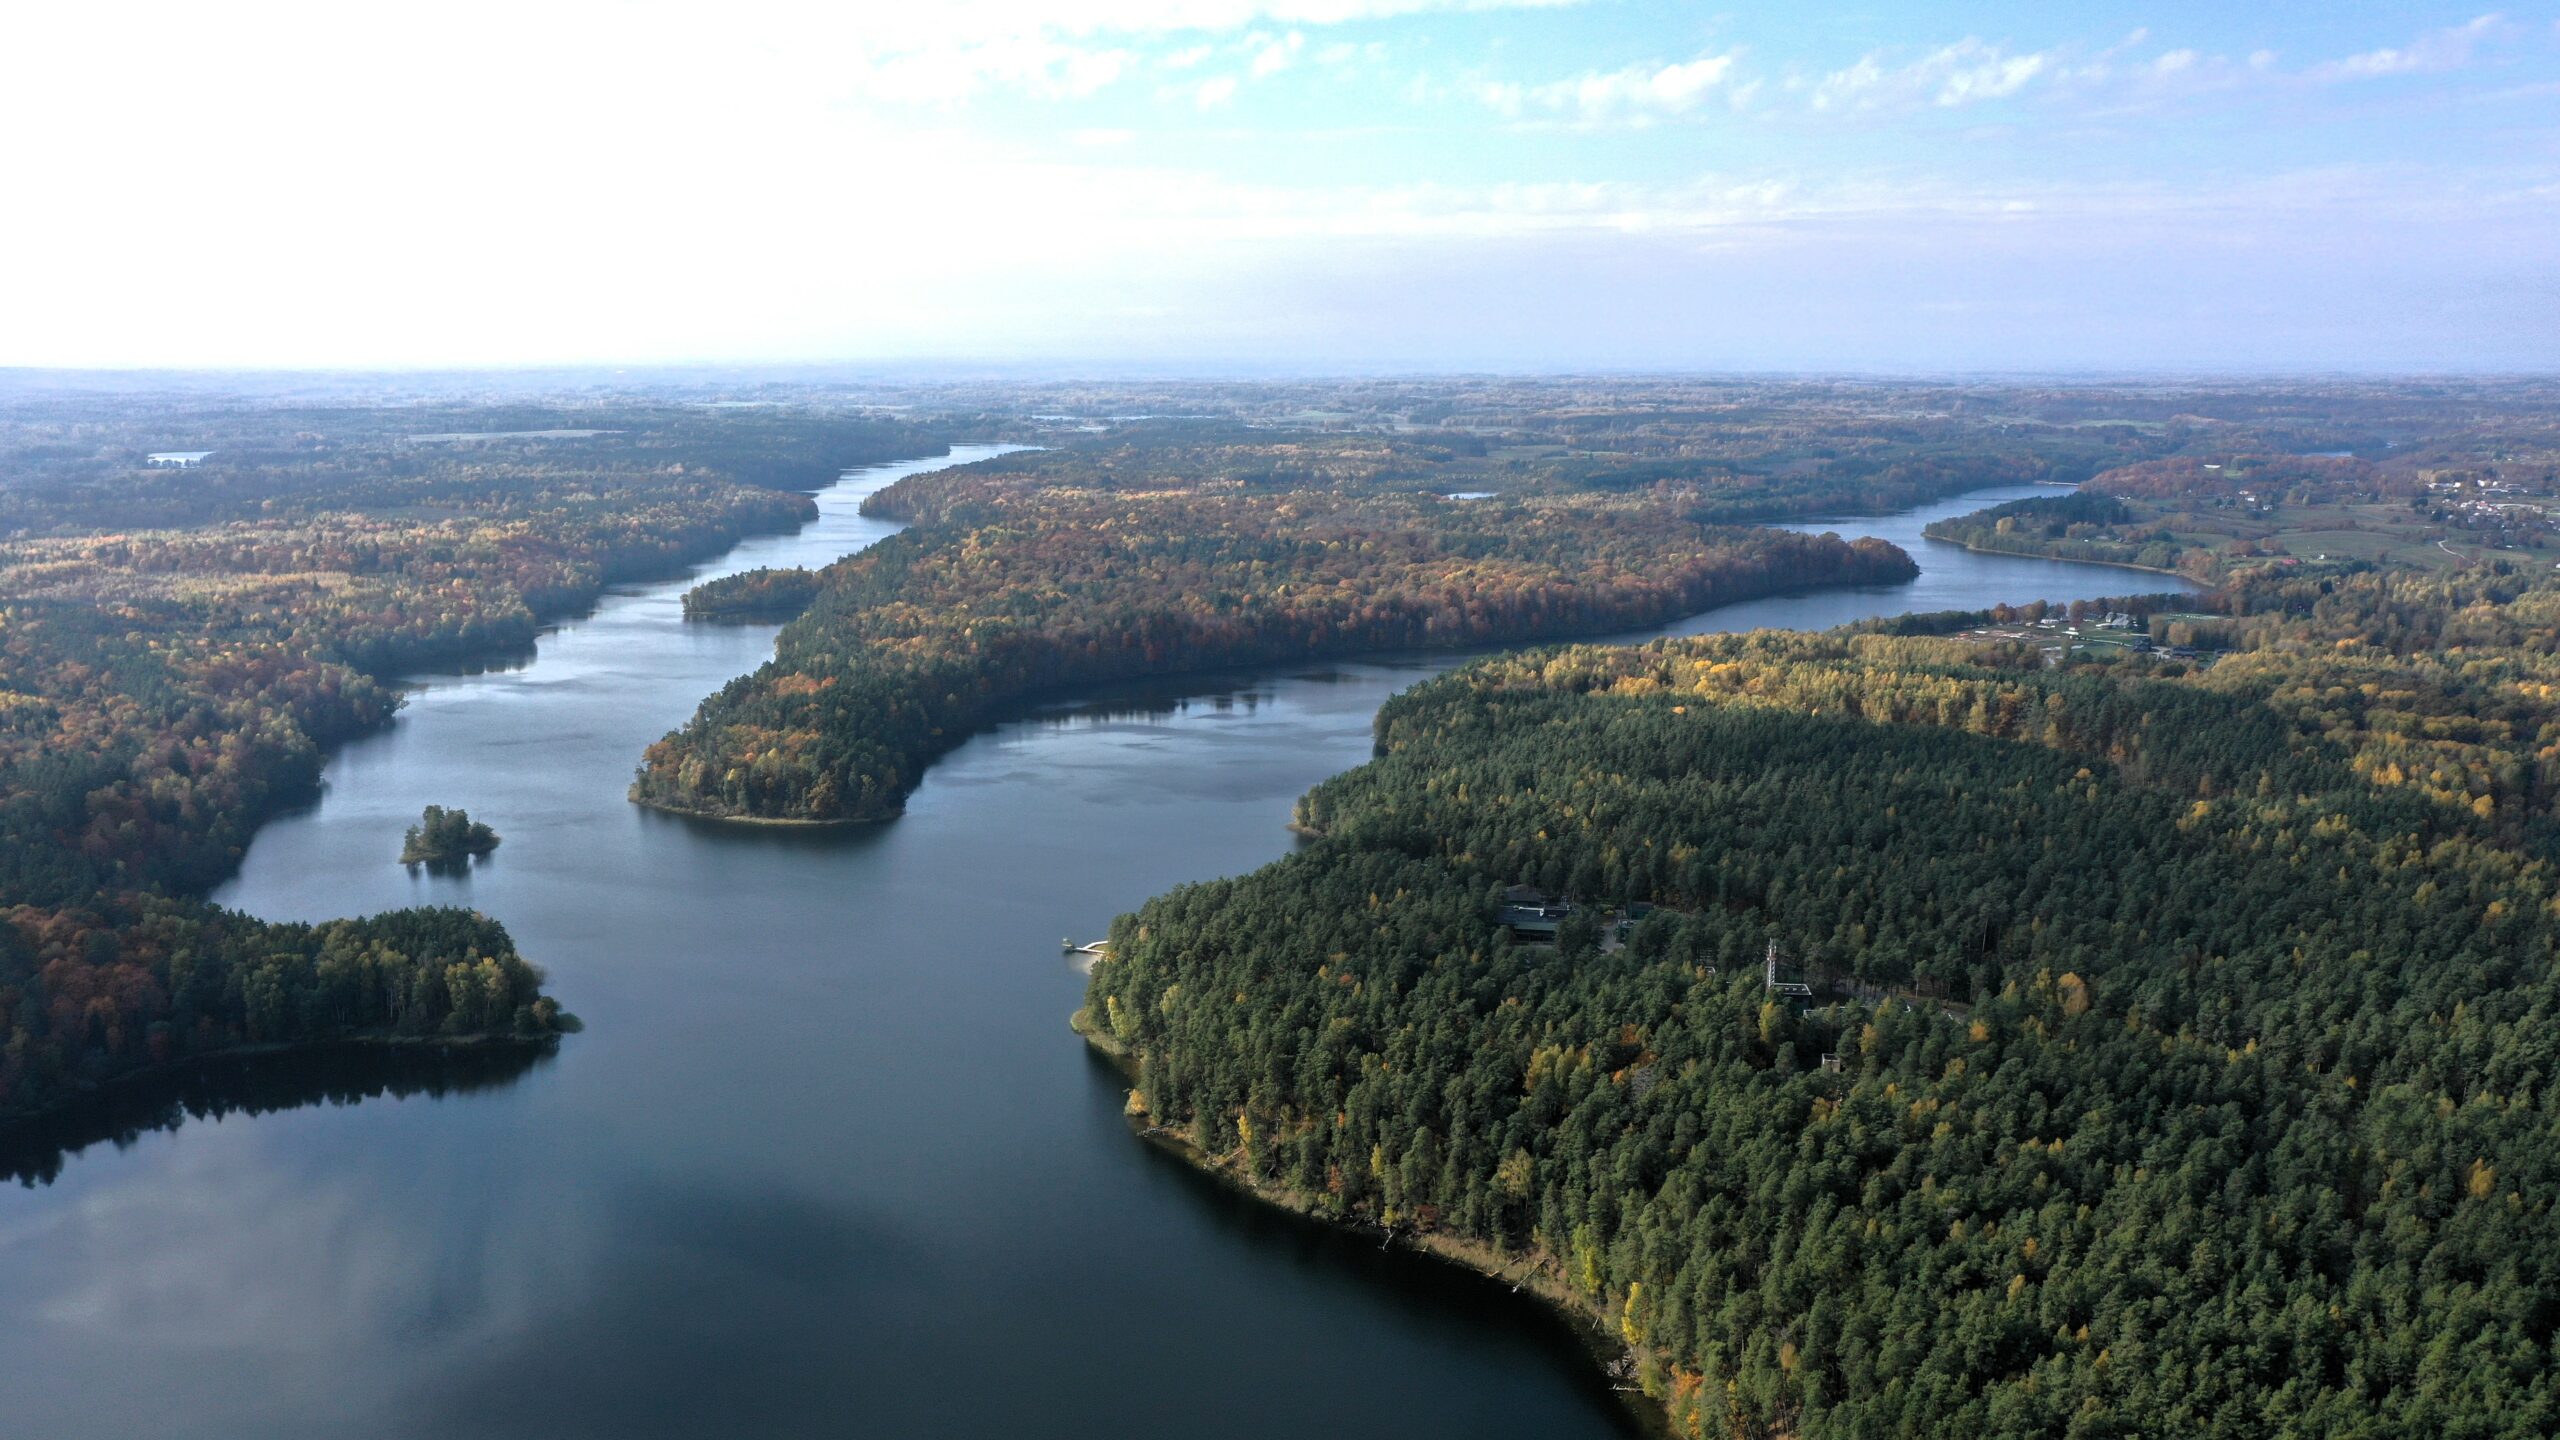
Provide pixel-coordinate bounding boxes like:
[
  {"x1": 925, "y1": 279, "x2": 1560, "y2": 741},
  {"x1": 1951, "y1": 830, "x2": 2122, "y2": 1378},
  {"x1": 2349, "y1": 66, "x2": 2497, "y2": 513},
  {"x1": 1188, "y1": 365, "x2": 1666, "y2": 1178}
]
[{"x1": 3, "y1": 360, "x2": 2556, "y2": 387}]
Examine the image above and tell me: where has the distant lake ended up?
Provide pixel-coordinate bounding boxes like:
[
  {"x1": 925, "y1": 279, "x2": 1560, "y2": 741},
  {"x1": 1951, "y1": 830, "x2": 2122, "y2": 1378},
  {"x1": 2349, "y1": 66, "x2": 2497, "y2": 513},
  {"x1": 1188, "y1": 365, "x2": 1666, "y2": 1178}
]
[{"x1": 0, "y1": 456, "x2": 2187, "y2": 1440}]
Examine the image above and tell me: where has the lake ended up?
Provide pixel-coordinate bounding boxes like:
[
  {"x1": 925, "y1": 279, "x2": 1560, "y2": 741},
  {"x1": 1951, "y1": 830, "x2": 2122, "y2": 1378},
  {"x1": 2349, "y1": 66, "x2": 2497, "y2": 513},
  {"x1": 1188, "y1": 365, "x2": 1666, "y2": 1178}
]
[{"x1": 0, "y1": 452, "x2": 2186, "y2": 1439}]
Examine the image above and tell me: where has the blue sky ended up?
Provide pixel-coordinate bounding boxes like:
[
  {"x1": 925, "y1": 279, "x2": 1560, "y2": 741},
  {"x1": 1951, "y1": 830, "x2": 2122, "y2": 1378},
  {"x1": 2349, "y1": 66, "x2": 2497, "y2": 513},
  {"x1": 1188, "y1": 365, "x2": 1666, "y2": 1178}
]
[{"x1": 3, "y1": 1, "x2": 2553, "y2": 371}]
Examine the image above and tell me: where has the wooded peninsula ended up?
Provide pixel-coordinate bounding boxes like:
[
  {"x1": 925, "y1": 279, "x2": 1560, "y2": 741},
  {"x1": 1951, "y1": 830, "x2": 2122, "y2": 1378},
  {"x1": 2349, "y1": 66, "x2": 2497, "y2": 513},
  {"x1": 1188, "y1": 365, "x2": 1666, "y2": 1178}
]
[
  {"x1": 0, "y1": 388, "x2": 943, "y2": 1122},
  {"x1": 630, "y1": 432, "x2": 1925, "y2": 823},
  {"x1": 10, "y1": 374, "x2": 2560, "y2": 1439},
  {"x1": 1079, "y1": 389, "x2": 2560, "y2": 1437}
]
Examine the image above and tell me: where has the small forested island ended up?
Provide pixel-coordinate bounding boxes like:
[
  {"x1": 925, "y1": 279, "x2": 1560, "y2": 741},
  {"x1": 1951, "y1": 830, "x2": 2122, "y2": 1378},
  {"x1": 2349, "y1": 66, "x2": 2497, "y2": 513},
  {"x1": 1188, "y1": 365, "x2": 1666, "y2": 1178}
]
[
  {"x1": 682, "y1": 566, "x2": 823, "y2": 621},
  {"x1": 0, "y1": 392, "x2": 940, "y2": 1125},
  {"x1": 400, "y1": 805, "x2": 499, "y2": 867},
  {"x1": 13, "y1": 374, "x2": 2560, "y2": 1432},
  {"x1": 1084, "y1": 558, "x2": 2560, "y2": 1438}
]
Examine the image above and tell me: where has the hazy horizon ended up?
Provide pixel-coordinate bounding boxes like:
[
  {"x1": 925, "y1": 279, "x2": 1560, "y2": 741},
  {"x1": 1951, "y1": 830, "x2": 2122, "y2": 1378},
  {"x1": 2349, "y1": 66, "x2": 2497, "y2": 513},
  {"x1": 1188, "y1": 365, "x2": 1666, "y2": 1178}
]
[
  {"x1": 8, "y1": 1, "x2": 2555, "y2": 373},
  {"x1": 6, "y1": 359, "x2": 2555, "y2": 386}
]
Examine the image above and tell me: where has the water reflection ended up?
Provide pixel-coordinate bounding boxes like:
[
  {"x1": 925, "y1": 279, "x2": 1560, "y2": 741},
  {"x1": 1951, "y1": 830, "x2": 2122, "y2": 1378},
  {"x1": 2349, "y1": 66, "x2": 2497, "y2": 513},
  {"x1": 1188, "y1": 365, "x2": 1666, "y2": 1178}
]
[
  {"x1": 0, "y1": 459, "x2": 2193, "y2": 1440},
  {"x1": 1030, "y1": 685, "x2": 1276, "y2": 730},
  {"x1": 405, "y1": 1175, "x2": 930, "y2": 1440},
  {"x1": 0, "y1": 1042, "x2": 556, "y2": 1188},
  {"x1": 1092, "y1": 1046, "x2": 1648, "y2": 1430}
]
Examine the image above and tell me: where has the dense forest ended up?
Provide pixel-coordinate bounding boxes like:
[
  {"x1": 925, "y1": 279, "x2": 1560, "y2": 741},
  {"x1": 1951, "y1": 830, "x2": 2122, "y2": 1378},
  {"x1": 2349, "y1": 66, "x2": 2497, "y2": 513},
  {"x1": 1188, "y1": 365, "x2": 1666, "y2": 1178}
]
[
  {"x1": 1921, "y1": 490, "x2": 2142, "y2": 555},
  {"x1": 0, "y1": 395, "x2": 946, "y2": 1122},
  {"x1": 11, "y1": 375, "x2": 2560, "y2": 1423},
  {"x1": 632, "y1": 434, "x2": 1919, "y2": 822},
  {"x1": 854, "y1": 424, "x2": 2140, "y2": 526},
  {"x1": 638, "y1": 394, "x2": 2560, "y2": 827},
  {"x1": 683, "y1": 565, "x2": 824, "y2": 621},
  {"x1": 1084, "y1": 564, "x2": 2560, "y2": 1438}
]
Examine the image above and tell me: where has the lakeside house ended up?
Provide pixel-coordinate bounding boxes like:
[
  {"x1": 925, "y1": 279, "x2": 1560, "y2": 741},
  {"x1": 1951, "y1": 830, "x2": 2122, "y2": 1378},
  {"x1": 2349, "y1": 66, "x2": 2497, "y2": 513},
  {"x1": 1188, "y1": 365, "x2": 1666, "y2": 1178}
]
[
  {"x1": 1498, "y1": 890, "x2": 1659, "y2": 949},
  {"x1": 1499, "y1": 900, "x2": 1572, "y2": 941}
]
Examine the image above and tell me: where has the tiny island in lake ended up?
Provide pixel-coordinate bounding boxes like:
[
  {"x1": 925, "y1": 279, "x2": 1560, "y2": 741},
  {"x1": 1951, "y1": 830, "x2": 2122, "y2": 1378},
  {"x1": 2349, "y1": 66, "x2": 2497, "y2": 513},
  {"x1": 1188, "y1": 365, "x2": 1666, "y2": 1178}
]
[
  {"x1": 5, "y1": 375, "x2": 2558, "y2": 1440},
  {"x1": 400, "y1": 805, "x2": 500, "y2": 869}
]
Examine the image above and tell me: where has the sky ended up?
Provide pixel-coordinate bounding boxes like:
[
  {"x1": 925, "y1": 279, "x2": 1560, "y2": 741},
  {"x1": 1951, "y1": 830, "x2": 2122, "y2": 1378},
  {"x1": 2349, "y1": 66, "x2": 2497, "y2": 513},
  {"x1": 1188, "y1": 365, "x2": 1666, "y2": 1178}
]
[{"x1": 2, "y1": 1, "x2": 2554, "y2": 373}]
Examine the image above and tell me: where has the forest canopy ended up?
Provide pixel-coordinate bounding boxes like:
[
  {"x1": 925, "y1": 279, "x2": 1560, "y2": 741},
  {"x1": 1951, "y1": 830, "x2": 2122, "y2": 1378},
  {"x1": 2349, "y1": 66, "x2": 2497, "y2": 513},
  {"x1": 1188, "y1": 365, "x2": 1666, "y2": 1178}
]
[
  {"x1": 632, "y1": 434, "x2": 1920, "y2": 823},
  {"x1": 400, "y1": 806, "x2": 499, "y2": 868},
  {"x1": 1085, "y1": 565, "x2": 2560, "y2": 1439},
  {"x1": 0, "y1": 395, "x2": 946, "y2": 1123}
]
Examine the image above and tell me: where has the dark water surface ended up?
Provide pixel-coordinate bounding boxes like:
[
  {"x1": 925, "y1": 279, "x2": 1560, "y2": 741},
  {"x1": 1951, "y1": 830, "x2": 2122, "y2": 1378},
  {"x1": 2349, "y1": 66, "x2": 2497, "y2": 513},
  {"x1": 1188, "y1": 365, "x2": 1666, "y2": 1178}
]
[{"x1": 0, "y1": 459, "x2": 2184, "y2": 1438}]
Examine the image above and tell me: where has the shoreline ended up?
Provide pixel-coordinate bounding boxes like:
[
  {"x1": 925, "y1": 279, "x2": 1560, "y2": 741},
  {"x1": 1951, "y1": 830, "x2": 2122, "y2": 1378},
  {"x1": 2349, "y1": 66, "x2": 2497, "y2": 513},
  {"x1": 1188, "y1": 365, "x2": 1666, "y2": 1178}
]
[
  {"x1": 1071, "y1": 1010, "x2": 1676, "y2": 1440},
  {"x1": 1052, "y1": 496, "x2": 2207, "y2": 1434},
  {"x1": 0, "y1": 1031, "x2": 562, "y2": 1143},
  {"x1": 627, "y1": 793, "x2": 891, "y2": 827},
  {"x1": 66, "y1": 452, "x2": 955, "y2": 1139},
  {"x1": 235, "y1": 447, "x2": 958, "y2": 871},
  {"x1": 380, "y1": 446, "x2": 958, "y2": 687},
  {"x1": 630, "y1": 553, "x2": 1924, "y2": 827},
  {"x1": 1918, "y1": 528, "x2": 2200, "y2": 582}
]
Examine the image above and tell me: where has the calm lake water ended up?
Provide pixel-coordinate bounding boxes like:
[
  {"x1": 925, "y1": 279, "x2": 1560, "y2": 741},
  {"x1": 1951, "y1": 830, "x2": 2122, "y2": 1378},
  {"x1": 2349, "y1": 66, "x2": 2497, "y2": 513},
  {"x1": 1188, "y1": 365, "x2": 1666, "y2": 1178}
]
[{"x1": 0, "y1": 458, "x2": 2185, "y2": 1439}]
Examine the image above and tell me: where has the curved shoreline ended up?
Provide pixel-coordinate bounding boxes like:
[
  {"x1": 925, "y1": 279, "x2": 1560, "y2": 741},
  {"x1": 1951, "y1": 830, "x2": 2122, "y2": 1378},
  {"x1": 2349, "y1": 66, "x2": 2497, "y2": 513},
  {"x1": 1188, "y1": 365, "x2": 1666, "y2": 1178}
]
[
  {"x1": 1067, "y1": 516, "x2": 2224, "y2": 1437},
  {"x1": 632, "y1": 547, "x2": 1922, "y2": 826},
  {"x1": 1072, "y1": 1011, "x2": 1672, "y2": 1436},
  {"x1": 7, "y1": 449, "x2": 956, "y2": 1149},
  {"x1": 128, "y1": 456, "x2": 2213, "y2": 1436}
]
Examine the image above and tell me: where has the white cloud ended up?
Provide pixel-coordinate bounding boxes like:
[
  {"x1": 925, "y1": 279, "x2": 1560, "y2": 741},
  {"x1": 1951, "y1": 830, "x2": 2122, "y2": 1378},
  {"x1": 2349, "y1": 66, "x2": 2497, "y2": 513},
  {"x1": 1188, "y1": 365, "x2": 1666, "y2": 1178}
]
[
  {"x1": 1249, "y1": 31, "x2": 1306, "y2": 76},
  {"x1": 1479, "y1": 51, "x2": 1742, "y2": 122},
  {"x1": 2312, "y1": 13, "x2": 2510, "y2": 81},
  {"x1": 0, "y1": 0, "x2": 2549, "y2": 369},
  {"x1": 1813, "y1": 38, "x2": 2051, "y2": 112},
  {"x1": 2011, "y1": 15, "x2": 2531, "y2": 115},
  {"x1": 1568, "y1": 53, "x2": 1738, "y2": 115},
  {"x1": 1475, "y1": 80, "x2": 1527, "y2": 117}
]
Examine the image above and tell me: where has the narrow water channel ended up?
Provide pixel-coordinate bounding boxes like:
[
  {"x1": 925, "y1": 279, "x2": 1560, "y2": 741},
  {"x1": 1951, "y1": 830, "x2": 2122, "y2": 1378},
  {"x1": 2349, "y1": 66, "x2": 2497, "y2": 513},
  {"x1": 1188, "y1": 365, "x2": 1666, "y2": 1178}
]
[{"x1": 0, "y1": 455, "x2": 2186, "y2": 1439}]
